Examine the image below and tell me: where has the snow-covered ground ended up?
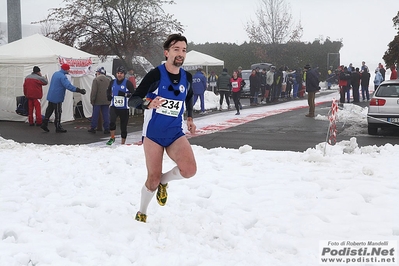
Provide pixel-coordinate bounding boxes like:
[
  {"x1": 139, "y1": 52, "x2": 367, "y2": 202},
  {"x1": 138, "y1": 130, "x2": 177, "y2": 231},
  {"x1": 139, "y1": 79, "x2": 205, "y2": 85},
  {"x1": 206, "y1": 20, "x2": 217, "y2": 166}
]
[{"x1": 1, "y1": 89, "x2": 398, "y2": 266}]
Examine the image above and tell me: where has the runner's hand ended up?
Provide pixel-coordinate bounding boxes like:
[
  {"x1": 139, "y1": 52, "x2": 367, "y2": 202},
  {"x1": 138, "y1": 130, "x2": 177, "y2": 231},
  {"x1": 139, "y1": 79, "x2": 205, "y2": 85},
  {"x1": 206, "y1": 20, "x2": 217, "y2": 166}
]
[
  {"x1": 187, "y1": 117, "x2": 196, "y2": 134},
  {"x1": 148, "y1": 97, "x2": 166, "y2": 109}
]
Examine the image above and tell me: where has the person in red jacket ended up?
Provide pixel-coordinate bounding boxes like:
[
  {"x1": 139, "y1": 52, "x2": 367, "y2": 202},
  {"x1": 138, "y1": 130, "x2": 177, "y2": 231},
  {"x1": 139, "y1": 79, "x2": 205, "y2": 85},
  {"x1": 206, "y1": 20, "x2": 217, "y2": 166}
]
[
  {"x1": 23, "y1": 66, "x2": 48, "y2": 126},
  {"x1": 390, "y1": 65, "x2": 398, "y2": 80}
]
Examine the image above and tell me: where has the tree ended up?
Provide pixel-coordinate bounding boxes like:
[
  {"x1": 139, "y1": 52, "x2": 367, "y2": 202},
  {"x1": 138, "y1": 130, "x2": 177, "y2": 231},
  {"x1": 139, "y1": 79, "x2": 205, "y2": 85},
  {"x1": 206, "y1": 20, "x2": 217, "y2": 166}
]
[
  {"x1": 39, "y1": 0, "x2": 183, "y2": 69},
  {"x1": 245, "y1": 0, "x2": 302, "y2": 45},
  {"x1": 383, "y1": 11, "x2": 399, "y2": 67}
]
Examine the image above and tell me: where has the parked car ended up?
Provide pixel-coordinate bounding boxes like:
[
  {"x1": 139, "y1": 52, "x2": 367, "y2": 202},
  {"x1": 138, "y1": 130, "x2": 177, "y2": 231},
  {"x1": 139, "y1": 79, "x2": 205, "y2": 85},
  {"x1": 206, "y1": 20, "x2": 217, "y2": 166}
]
[
  {"x1": 367, "y1": 80, "x2": 399, "y2": 135},
  {"x1": 251, "y1": 63, "x2": 272, "y2": 71},
  {"x1": 241, "y1": 63, "x2": 272, "y2": 96}
]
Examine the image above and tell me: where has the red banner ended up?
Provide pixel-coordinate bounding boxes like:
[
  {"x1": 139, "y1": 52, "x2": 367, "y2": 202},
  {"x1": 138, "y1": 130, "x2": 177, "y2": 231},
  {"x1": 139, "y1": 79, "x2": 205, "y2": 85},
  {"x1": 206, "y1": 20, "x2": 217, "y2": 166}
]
[{"x1": 58, "y1": 57, "x2": 93, "y2": 77}]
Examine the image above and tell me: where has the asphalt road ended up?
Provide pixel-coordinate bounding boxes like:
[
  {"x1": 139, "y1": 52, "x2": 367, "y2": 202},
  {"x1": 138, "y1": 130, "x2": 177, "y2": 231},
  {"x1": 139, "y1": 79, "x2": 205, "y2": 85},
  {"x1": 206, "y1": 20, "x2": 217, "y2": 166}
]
[{"x1": 2, "y1": 94, "x2": 399, "y2": 151}]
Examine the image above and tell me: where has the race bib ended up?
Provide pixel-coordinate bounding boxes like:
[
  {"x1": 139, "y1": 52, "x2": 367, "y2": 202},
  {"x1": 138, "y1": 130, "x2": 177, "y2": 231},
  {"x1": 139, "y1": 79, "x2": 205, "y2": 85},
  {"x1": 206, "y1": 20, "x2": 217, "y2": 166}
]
[
  {"x1": 210, "y1": 81, "x2": 216, "y2": 87},
  {"x1": 113, "y1": 96, "x2": 125, "y2": 107},
  {"x1": 155, "y1": 98, "x2": 183, "y2": 117},
  {"x1": 231, "y1": 81, "x2": 239, "y2": 89}
]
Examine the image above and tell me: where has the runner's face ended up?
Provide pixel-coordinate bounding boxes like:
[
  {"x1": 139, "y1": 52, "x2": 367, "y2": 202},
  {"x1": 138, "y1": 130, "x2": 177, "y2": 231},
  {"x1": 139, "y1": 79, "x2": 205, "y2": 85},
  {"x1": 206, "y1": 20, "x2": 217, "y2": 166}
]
[
  {"x1": 165, "y1": 41, "x2": 186, "y2": 67},
  {"x1": 116, "y1": 72, "x2": 125, "y2": 80}
]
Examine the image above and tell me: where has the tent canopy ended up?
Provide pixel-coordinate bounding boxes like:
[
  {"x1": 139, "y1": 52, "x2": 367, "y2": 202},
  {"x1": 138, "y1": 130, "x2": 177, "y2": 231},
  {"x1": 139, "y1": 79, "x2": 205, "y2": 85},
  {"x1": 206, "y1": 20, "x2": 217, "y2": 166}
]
[
  {"x1": 0, "y1": 34, "x2": 99, "y2": 64},
  {"x1": 0, "y1": 34, "x2": 98, "y2": 122},
  {"x1": 181, "y1": 50, "x2": 224, "y2": 75},
  {"x1": 183, "y1": 50, "x2": 224, "y2": 67}
]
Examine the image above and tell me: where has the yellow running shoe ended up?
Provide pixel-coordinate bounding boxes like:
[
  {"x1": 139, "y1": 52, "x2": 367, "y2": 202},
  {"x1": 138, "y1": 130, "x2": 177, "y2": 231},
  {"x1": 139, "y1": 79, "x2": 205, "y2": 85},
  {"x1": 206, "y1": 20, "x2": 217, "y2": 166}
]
[
  {"x1": 156, "y1": 183, "x2": 168, "y2": 206},
  {"x1": 135, "y1": 211, "x2": 147, "y2": 223}
]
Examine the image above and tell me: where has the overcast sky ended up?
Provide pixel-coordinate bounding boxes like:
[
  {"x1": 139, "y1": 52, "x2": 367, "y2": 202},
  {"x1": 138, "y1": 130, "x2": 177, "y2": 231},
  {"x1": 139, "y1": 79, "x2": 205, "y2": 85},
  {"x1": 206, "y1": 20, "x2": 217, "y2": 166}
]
[{"x1": 0, "y1": 0, "x2": 397, "y2": 69}]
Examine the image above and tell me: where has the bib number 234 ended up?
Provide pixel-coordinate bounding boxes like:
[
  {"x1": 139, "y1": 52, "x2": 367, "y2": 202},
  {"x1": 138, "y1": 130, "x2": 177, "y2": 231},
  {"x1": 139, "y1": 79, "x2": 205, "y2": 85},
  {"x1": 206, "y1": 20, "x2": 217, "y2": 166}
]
[{"x1": 156, "y1": 99, "x2": 182, "y2": 117}]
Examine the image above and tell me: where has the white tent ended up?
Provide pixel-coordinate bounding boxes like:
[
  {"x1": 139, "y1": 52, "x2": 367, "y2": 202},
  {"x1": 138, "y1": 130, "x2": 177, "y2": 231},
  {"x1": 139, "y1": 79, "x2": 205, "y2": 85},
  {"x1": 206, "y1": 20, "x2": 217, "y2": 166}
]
[
  {"x1": 161, "y1": 50, "x2": 224, "y2": 73},
  {"x1": 0, "y1": 34, "x2": 99, "y2": 123},
  {"x1": 182, "y1": 50, "x2": 224, "y2": 75}
]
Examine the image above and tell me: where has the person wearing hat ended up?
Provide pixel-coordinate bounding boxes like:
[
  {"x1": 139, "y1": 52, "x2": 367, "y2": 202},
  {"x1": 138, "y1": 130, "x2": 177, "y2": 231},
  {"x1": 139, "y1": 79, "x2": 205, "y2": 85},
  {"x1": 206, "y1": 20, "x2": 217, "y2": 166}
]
[
  {"x1": 88, "y1": 67, "x2": 111, "y2": 134},
  {"x1": 105, "y1": 65, "x2": 135, "y2": 145},
  {"x1": 303, "y1": 64, "x2": 320, "y2": 117},
  {"x1": 41, "y1": 63, "x2": 86, "y2": 133},
  {"x1": 23, "y1": 66, "x2": 48, "y2": 126}
]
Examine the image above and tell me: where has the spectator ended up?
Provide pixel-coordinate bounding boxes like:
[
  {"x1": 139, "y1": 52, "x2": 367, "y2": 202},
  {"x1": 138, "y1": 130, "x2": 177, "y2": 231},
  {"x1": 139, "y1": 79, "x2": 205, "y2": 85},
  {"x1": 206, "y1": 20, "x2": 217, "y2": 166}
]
[
  {"x1": 230, "y1": 70, "x2": 245, "y2": 115},
  {"x1": 304, "y1": 64, "x2": 320, "y2": 117},
  {"x1": 88, "y1": 67, "x2": 111, "y2": 134},
  {"x1": 374, "y1": 69, "x2": 384, "y2": 91},
  {"x1": 390, "y1": 65, "x2": 398, "y2": 80},
  {"x1": 348, "y1": 63, "x2": 353, "y2": 72},
  {"x1": 361, "y1": 61, "x2": 368, "y2": 72},
  {"x1": 378, "y1": 63, "x2": 386, "y2": 81},
  {"x1": 249, "y1": 69, "x2": 261, "y2": 106},
  {"x1": 217, "y1": 68, "x2": 231, "y2": 111},
  {"x1": 105, "y1": 66, "x2": 135, "y2": 145},
  {"x1": 265, "y1": 66, "x2": 275, "y2": 102},
  {"x1": 299, "y1": 68, "x2": 307, "y2": 98},
  {"x1": 23, "y1": 66, "x2": 48, "y2": 126},
  {"x1": 285, "y1": 67, "x2": 296, "y2": 99},
  {"x1": 290, "y1": 70, "x2": 300, "y2": 99},
  {"x1": 126, "y1": 68, "x2": 137, "y2": 89},
  {"x1": 260, "y1": 68, "x2": 267, "y2": 104},
  {"x1": 360, "y1": 67, "x2": 371, "y2": 101},
  {"x1": 208, "y1": 71, "x2": 218, "y2": 92},
  {"x1": 237, "y1": 66, "x2": 243, "y2": 78},
  {"x1": 351, "y1": 67, "x2": 361, "y2": 102},
  {"x1": 281, "y1": 66, "x2": 289, "y2": 99},
  {"x1": 274, "y1": 67, "x2": 284, "y2": 102},
  {"x1": 41, "y1": 64, "x2": 86, "y2": 133},
  {"x1": 192, "y1": 68, "x2": 207, "y2": 115},
  {"x1": 338, "y1": 66, "x2": 350, "y2": 104},
  {"x1": 326, "y1": 66, "x2": 334, "y2": 90}
]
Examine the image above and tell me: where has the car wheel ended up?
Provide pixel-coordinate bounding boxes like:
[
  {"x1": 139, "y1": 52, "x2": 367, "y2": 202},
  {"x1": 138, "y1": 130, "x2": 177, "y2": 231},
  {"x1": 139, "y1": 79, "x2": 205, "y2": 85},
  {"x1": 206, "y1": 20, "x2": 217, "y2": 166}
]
[{"x1": 367, "y1": 125, "x2": 378, "y2": 135}]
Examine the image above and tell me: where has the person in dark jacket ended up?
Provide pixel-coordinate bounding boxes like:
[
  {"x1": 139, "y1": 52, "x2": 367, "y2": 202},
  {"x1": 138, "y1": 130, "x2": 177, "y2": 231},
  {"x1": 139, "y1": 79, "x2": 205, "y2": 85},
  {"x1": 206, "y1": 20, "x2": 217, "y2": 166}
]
[
  {"x1": 378, "y1": 63, "x2": 386, "y2": 81},
  {"x1": 304, "y1": 64, "x2": 320, "y2": 117},
  {"x1": 338, "y1": 66, "x2": 351, "y2": 104},
  {"x1": 192, "y1": 68, "x2": 207, "y2": 114},
  {"x1": 351, "y1": 68, "x2": 361, "y2": 102},
  {"x1": 217, "y1": 68, "x2": 231, "y2": 110},
  {"x1": 360, "y1": 67, "x2": 371, "y2": 101},
  {"x1": 88, "y1": 67, "x2": 111, "y2": 134},
  {"x1": 23, "y1": 66, "x2": 48, "y2": 126},
  {"x1": 41, "y1": 64, "x2": 86, "y2": 133},
  {"x1": 249, "y1": 69, "x2": 261, "y2": 106}
]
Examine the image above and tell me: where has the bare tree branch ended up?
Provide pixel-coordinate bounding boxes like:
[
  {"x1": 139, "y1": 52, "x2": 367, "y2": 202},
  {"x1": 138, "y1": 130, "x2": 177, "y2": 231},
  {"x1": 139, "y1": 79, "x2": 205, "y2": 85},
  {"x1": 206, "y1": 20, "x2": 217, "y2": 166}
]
[
  {"x1": 35, "y1": 0, "x2": 183, "y2": 68},
  {"x1": 246, "y1": 0, "x2": 302, "y2": 44}
]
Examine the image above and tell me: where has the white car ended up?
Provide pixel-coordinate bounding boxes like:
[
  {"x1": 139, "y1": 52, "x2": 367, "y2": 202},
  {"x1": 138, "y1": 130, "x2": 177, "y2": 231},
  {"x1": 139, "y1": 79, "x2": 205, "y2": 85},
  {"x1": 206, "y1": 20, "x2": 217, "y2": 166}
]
[{"x1": 367, "y1": 80, "x2": 399, "y2": 135}]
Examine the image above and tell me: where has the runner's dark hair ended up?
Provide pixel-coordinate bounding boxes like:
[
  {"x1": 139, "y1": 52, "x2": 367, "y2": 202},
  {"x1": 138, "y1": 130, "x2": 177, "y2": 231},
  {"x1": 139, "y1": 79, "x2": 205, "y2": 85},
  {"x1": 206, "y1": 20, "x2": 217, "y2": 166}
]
[{"x1": 163, "y1": 33, "x2": 187, "y2": 50}]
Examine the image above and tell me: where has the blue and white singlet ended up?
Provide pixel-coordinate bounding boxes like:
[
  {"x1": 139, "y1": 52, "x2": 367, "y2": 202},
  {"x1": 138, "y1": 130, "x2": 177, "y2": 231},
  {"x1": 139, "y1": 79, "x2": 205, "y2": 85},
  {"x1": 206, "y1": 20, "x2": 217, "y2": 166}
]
[{"x1": 142, "y1": 64, "x2": 188, "y2": 143}]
